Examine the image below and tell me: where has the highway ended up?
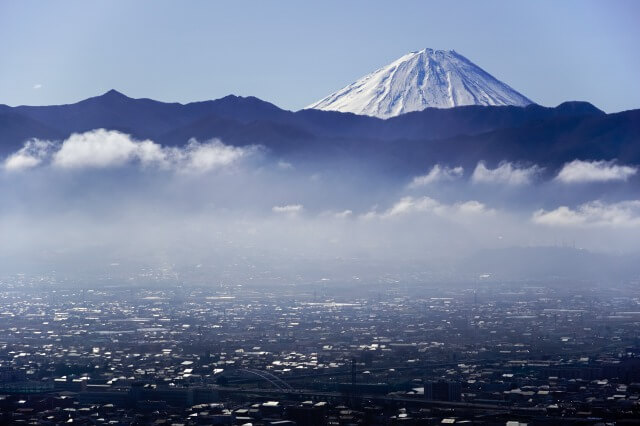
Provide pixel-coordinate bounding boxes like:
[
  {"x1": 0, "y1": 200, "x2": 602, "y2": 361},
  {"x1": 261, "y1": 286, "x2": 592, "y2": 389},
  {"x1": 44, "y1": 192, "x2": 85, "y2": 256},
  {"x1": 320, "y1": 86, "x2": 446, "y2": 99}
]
[{"x1": 216, "y1": 386, "x2": 548, "y2": 415}]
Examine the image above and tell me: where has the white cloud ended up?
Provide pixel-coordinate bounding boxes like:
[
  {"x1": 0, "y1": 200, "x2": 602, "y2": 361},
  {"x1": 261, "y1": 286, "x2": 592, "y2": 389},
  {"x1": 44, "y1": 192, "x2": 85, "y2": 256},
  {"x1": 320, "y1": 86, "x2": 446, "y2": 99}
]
[
  {"x1": 383, "y1": 196, "x2": 442, "y2": 217},
  {"x1": 4, "y1": 130, "x2": 251, "y2": 173},
  {"x1": 377, "y1": 196, "x2": 491, "y2": 219},
  {"x1": 555, "y1": 160, "x2": 637, "y2": 183},
  {"x1": 471, "y1": 161, "x2": 541, "y2": 185},
  {"x1": 533, "y1": 200, "x2": 640, "y2": 227},
  {"x1": 52, "y1": 130, "x2": 160, "y2": 169},
  {"x1": 455, "y1": 200, "x2": 488, "y2": 215},
  {"x1": 409, "y1": 165, "x2": 463, "y2": 187},
  {"x1": 334, "y1": 209, "x2": 353, "y2": 219},
  {"x1": 169, "y1": 139, "x2": 250, "y2": 173},
  {"x1": 319, "y1": 209, "x2": 354, "y2": 219},
  {"x1": 33, "y1": 84, "x2": 42, "y2": 90},
  {"x1": 277, "y1": 160, "x2": 294, "y2": 170},
  {"x1": 272, "y1": 204, "x2": 304, "y2": 214},
  {"x1": 3, "y1": 139, "x2": 55, "y2": 171}
]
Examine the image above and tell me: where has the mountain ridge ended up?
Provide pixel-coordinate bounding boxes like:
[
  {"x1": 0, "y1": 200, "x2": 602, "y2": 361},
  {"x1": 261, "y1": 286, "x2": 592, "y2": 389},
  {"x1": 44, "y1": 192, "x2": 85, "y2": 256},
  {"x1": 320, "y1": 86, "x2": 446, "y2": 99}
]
[{"x1": 0, "y1": 90, "x2": 637, "y2": 177}]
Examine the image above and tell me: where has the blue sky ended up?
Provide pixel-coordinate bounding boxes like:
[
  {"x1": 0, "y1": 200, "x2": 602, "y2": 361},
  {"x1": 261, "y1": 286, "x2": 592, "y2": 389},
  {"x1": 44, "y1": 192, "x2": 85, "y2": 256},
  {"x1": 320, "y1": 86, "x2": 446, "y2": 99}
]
[{"x1": 1, "y1": 0, "x2": 639, "y2": 112}]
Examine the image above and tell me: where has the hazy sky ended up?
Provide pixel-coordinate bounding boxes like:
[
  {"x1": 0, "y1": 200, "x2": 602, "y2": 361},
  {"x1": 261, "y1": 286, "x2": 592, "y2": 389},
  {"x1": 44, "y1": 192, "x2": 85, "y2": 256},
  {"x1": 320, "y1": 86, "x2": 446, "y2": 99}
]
[{"x1": 1, "y1": 0, "x2": 639, "y2": 112}]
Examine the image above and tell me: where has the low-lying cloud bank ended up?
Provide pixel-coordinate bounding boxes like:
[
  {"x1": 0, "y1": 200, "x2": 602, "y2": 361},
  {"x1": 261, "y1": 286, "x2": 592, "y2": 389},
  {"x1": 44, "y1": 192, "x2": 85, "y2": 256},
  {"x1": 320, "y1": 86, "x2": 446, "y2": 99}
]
[
  {"x1": 408, "y1": 162, "x2": 544, "y2": 187},
  {"x1": 364, "y1": 196, "x2": 491, "y2": 220},
  {"x1": 6, "y1": 134, "x2": 639, "y2": 190},
  {"x1": 3, "y1": 129, "x2": 254, "y2": 173},
  {"x1": 533, "y1": 200, "x2": 640, "y2": 227},
  {"x1": 555, "y1": 159, "x2": 638, "y2": 183},
  {"x1": 409, "y1": 165, "x2": 464, "y2": 187},
  {"x1": 3, "y1": 129, "x2": 640, "y2": 283},
  {"x1": 471, "y1": 161, "x2": 542, "y2": 186},
  {"x1": 407, "y1": 160, "x2": 639, "y2": 189}
]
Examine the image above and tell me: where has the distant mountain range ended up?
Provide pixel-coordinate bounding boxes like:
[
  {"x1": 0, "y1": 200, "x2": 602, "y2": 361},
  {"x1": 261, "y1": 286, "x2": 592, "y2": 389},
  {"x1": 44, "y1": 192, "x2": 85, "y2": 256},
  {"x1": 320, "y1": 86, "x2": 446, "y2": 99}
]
[
  {"x1": 307, "y1": 48, "x2": 533, "y2": 118},
  {"x1": 1, "y1": 89, "x2": 639, "y2": 175}
]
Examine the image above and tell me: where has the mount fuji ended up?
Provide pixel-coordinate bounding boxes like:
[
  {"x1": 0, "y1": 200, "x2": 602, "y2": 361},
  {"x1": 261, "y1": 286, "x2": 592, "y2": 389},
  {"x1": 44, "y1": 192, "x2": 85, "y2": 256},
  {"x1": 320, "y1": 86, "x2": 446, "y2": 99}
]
[{"x1": 307, "y1": 48, "x2": 533, "y2": 118}]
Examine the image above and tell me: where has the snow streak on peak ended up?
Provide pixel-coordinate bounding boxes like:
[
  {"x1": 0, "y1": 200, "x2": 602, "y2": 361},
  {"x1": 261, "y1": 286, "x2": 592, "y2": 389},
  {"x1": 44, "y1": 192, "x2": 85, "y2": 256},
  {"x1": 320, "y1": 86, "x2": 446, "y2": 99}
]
[{"x1": 307, "y1": 48, "x2": 533, "y2": 118}]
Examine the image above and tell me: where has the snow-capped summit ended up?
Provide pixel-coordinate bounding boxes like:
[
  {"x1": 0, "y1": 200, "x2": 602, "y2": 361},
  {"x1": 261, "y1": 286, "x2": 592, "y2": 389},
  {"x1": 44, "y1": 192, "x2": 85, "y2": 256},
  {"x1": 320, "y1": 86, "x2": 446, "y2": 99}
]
[{"x1": 306, "y1": 48, "x2": 533, "y2": 118}]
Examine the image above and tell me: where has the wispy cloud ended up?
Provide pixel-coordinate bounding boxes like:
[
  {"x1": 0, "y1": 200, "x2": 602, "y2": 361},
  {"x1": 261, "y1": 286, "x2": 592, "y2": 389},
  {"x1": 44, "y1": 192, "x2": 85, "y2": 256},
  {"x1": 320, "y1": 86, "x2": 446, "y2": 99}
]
[
  {"x1": 383, "y1": 196, "x2": 442, "y2": 217},
  {"x1": 555, "y1": 159, "x2": 637, "y2": 183},
  {"x1": 367, "y1": 196, "x2": 491, "y2": 219},
  {"x1": 408, "y1": 165, "x2": 463, "y2": 187},
  {"x1": 471, "y1": 161, "x2": 541, "y2": 185},
  {"x1": 272, "y1": 204, "x2": 304, "y2": 214},
  {"x1": 3, "y1": 139, "x2": 55, "y2": 171},
  {"x1": 334, "y1": 209, "x2": 353, "y2": 219},
  {"x1": 277, "y1": 160, "x2": 294, "y2": 170},
  {"x1": 33, "y1": 83, "x2": 43, "y2": 90},
  {"x1": 456, "y1": 200, "x2": 489, "y2": 215},
  {"x1": 533, "y1": 200, "x2": 640, "y2": 227}
]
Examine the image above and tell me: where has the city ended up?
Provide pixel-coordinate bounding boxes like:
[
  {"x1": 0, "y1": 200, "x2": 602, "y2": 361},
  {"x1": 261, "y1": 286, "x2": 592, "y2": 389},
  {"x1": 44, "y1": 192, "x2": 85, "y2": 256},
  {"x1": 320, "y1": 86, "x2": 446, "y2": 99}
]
[{"x1": 1, "y1": 277, "x2": 638, "y2": 424}]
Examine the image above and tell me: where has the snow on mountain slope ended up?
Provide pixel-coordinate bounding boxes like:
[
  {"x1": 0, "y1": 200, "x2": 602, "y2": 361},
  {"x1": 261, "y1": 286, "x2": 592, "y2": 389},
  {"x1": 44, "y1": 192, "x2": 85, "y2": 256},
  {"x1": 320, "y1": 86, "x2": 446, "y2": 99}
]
[{"x1": 306, "y1": 48, "x2": 533, "y2": 118}]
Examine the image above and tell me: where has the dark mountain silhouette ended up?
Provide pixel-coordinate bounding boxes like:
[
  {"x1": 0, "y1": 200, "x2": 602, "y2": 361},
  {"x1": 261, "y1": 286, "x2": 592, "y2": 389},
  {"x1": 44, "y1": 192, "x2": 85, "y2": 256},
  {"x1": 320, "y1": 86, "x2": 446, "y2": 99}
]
[
  {"x1": 156, "y1": 113, "x2": 315, "y2": 150},
  {"x1": 1, "y1": 90, "x2": 638, "y2": 175},
  {"x1": 7, "y1": 90, "x2": 290, "y2": 140},
  {"x1": 0, "y1": 111, "x2": 64, "y2": 148},
  {"x1": 414, "y1": 108, "x2": 640, "y2": 169}
]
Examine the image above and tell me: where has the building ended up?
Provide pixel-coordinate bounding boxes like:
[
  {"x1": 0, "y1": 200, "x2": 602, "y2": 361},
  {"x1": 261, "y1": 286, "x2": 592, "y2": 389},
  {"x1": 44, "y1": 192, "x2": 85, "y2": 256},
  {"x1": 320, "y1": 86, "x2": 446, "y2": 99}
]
[{"x1": 424, "y1": 380, "x2": 461, "y2": 402}]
